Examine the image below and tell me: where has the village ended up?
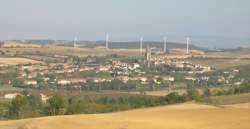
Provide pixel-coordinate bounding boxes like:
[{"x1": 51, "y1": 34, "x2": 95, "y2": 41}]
[{"x1": 0, "y1": 46, "x2": 245, "y2": 101}]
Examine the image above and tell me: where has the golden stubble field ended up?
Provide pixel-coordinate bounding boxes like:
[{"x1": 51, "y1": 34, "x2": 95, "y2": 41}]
[
  {"x1": 0, "y1": 103, "x2": 249, "y2": 129},
  {"x1": 0, "y1": 58, "x2": 42, "y2": 65}
]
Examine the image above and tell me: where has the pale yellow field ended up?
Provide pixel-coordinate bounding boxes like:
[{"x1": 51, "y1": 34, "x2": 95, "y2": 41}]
[
  {"x1": 0, "y1": 58, "x2": 42, "y2": 65},
  {"x1": 3, "y1": 41, "x2": 41, "y2": 48},
  {"x1": 223, "y1": 103, "x2": 250, "y2": 108},
  {"x1": 0, "y1": 103, "x2": 249, "y2": 129},
  {"x1": 128, "y1": 89, "x2": 187, "y2": 96},
  {"x1": 1, "y1": 46, "x2": 144, "y2": 57}
]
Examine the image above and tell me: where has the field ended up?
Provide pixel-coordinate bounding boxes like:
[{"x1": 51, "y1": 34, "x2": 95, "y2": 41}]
[
  {"x1": 3, "y1": 41, "x2": 41, "y2": 48},
  {"x1": 0, "y1": 46, "x2": 144, "y2": 57},
  {"x1": 205, "y1": 93, "x2": 250, "y2": 105},
  {"x1": 186, "y1": 58, "x2": 250, "y2": 69},
  {"x1": 0, "y1": 58, "x2": 42, "y2": 65},
  {"x1": 0, "y1": 103, "x2": 249, "y2": 129},
  {"x1": 127, "y1": 89, "x2": 187, "y2": 96}
]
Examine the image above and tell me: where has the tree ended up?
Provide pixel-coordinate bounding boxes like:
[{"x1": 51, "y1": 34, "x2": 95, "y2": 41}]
[
  {"x1": 203, "y1": 88, "x2": 211, "y2": 97},
  {"x1": 187, "y1": 88, "x2": 200, "y2": 101},
  {"x1": 7, "y1": 94, "x2": 43, "y2": 119},
  {"x1": 7, "y1": 95, "x2": 28, "y2": 119},
  {"x1": 46, "y1": 94, "x2": 67, "y2": 115}
]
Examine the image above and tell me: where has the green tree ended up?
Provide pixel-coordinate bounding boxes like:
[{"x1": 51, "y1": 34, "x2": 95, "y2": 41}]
[
  {"x1": 7, "y1": 94, "x2": 43, "y2": 119},
  {"x1": 7, "y1": 95, "x2": 28, "y2": 119},
  {"x1": 203, "y1": 88, "x2": 211, "y2": 97},
  {"x1": 187, "y1": 88, "x2": 200, "y2": 101},
  {"x1": 46, "y1": 94, "x2": 67, "y2": 115}
]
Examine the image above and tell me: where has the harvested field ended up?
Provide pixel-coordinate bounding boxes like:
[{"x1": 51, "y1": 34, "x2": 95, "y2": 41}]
[
  {"x1": 127, "y1": 89, "x2": 187, "y2": 96},
  {"x1": 0, "y1": 46, "x2": 143, "y2": 57},
  {"x1": 186, "y1": 58, "x2": 250, "y2": 69},
  {"x1": 0, "y1": 58, "x2": 42, "y2": 65},
  {"x1": 0, "y1": 103, "x2": 249, "y2": 129}
]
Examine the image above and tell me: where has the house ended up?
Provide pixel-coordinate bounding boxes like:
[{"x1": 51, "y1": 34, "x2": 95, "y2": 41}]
[
  {"x1": 4, "y1": 93, "x2": 20, "y2": 99},
  {"x1": 162, "y1": 76, "x2": 175, "y2": 82},
  {"x1": 20, "y1": 65, "x2": 33, "y2": 70},
  {"x1": 79, "y1": 66, "x2": 95, "y2": 71},
  {"x1": 40, "y1": 94, "x2": 49, "y2": 102},
  {"x1": 57, "y1": 78, "x2": 87, "y2": 85},
  {"x1": 43, "y1": 77, "x2": 50, "y2": 81},
  {"x1": 185, "y1": 76, "x2": 196, "y2": 81},
  {"x1": 57, "y1": 79, "x2": 71, "y2": 85},
  {"x1": 25, "y1": 80, "x2": 37, "y2": 85},
  {"x1": 96, "y1": 65, "x2": 111, "y2": 71},
  {"x1": 130, "y1": 63, "x2": 140, "y2": 70},
  {"x1": 117, "y1": 76, "x2": 129, "y2": 83},
  {"x1": 139, "y1": 77, "x2": 148, "y2": 84},
  {"x1": 234, "y1": 81, "x2": 242, "y2": 86}
]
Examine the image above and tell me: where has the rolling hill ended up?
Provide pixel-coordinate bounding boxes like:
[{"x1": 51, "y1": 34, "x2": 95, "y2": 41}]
[
  {"x1": 0, "y1": 103, "x2": 249, "y2": 129},
  {"x1": 4, "y1": 40, "x2": 203, "y2": 50}
]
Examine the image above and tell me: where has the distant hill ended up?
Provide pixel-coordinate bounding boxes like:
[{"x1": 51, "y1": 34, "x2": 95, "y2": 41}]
[
  {"x1": 81, "y1": 41, "x2": 202, "y2": 50},
  {"x1": 58, "y1": 40, "x2": 203, "y2": 50},
  {"x1": 3, "y1": 40, "x2": 204, "y2": 50}
]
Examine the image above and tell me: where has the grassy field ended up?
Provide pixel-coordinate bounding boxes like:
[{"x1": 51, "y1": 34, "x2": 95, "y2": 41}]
[
  {"x1": 0, "y1": 58, "x2": 42, "y2": 65},
  {"x1": 186, "y1": 58, "x2": 250, "y2": 69},
  {"x1": 127, "y1": 89, "x2": 187, "y2": 96},
  {"x1": 3, "y1": 41, "x2": 41, "y2": 48},
  {"x1": 205, "y1": 49, "x2": 250, "y2": 58},
  {"x1": 1, "y1": 46, "x2": 144, "y2": 57},
  {"x1": 204, "y1": 93, "x2": 250, "y2": 105},
  {"x1": 0, "y1": 103, "x2": 249, "y2": 129}
]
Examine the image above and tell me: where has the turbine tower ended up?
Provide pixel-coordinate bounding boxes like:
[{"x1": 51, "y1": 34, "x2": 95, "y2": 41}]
[
  {"x1": 74, "y1": 37, "x2": 77, "y2": 48},
  {"x1": 163, "y1": 36, "x2": 167, "y2": 53},
  {"x1": 186, "y1": 37, "x2": 190, "y2": 54},
  {"x1": 140, "y1": 37, "x2": 143, "y2": 53},
  {"x1": 106, "y1": 33, "x2": 109, "y2": 49}
]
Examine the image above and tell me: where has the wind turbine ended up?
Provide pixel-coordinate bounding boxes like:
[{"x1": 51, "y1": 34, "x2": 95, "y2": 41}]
[
  {"x1": 74, "y1": 37, "x2": 77, "y2": 48},
  {"x1": 163, "y1": 36, "x2": 167, "y2": 53},
  {"x1": 140, "y1": 37, "x2": 143, "y2": 53},
  {"x1": 186, "y1": 37, "x2": 190, "y2": 54},
  {"x1": 106, "y1": 33, "x2": 109, "y2": 49}
]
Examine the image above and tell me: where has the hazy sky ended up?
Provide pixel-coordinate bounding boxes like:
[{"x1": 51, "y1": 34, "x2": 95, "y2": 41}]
[{"x1": 0, "y1": 0, "x2": 249, "y2": 48}]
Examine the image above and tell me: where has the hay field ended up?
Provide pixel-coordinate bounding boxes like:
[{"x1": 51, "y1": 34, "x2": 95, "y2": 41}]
[
  {"x1": 127, "y1": 89, "x2": 187, "y2": 96},
  {"x1": 3, "y1": 41, "x2": 41, "y2": 48},
  {"x1": 186, "y1": 58, "x2": 250, "y2": 69},
  {"x1": 0, "y1": 103, "x2": 249, "y2": 129},
  {"x1": 0, "y1": 58, "x2": 42, "y2": 65},
  {"x1": 1, "y1": 46, "x2": 143, "y2": 57}
]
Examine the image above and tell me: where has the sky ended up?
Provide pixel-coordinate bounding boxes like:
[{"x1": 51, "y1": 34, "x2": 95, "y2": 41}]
[{"x1": 0, "y1": 0, "x2": 249, "y2": 48}]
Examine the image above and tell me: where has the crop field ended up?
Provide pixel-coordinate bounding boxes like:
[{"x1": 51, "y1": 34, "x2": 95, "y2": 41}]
[
  {"x1": 186, "y1": 58, "x2": 250, "y2": 69},
  {"x1": 1, "y1": 46, "x2": 144, "y2": 57},
  {"x1": 205, "y1": 49, "x2": 250, "y2": 58},
  {"x1": 127, "y1": 89, "x2": 187, "y2": 96},
  {"x1": 205, "y1": 93, "x2": 250, "y2": 105},
  {"x1": 0, "y1": 103, "x2": 249, "y2": 129},
  {"x1": 0, "y1": 58, "x2": 42, "y2": 65}
]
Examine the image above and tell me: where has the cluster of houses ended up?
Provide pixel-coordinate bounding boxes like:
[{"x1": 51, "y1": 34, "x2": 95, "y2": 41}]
[{"x1": 0, "y1": 54, "x2": 246, "y2": 101}]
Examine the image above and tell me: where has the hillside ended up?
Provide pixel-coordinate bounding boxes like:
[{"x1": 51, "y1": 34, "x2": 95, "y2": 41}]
[
  {"x1": 5, "y1": 40, "x2": 203, "y2": 50},
  {"x1": 0, "y1": 103, "x2": 249, "y2": 129}
]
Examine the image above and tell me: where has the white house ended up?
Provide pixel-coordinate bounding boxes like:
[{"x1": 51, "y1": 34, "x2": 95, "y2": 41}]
[{"x1": 4, "y1": 93, "x2": 20, "y2": 99}]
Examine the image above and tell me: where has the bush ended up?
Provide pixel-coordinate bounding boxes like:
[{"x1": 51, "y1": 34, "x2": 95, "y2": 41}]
[{"x1": 163, "y1": 92, "x2": 186, "y2": 104}]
